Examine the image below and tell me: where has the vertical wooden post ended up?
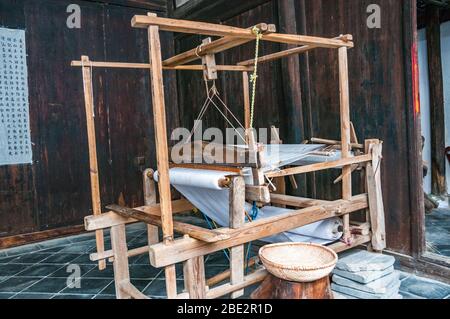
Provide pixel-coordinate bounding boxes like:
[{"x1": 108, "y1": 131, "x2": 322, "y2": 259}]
[
  {"x1": 350, "y1": 122, "x2": 359, "y2": 145},
  {"x1": 247, "y1": 129, "x2": 265, "y2": 186},
  {"x1": 243, "y1": 71, "x2": 251, "y2": 130},
  {"x1": 147, "y1": 12, "x2": 177, "y2": 298},
  {"x1": 277, "y1": 0, "x2": 305, "y2": 144},
  {"x1": 183, "y1": 256, "x2": 206, "y2": 299},
  {"x1": 338, "y1": 47, "x2": 352, "y2": 242},
  {"x1": 365, "y1": 140, "x2": 386, "y2": 252},
  {"x1": 111, "y1": 224, "x2": 131, "y2": 299},
  {"x1": 143, "y1": 169, "x2": 159, "y2": 262},
  {"x1": 81, "y1": 55, "x2": 106, "y2": 270},
  {"x1": 243, "y1": 74, "x2": 265, "y2": 189},
  {"x1": 271, "y1": 126, "x2": 287, "y2": 208},
  {"x1": 229, "y1": 176, "x2": 246, "y2": 298},
  {"x1": 426, "y1": 6, "x2": 446, "y2": 195}
]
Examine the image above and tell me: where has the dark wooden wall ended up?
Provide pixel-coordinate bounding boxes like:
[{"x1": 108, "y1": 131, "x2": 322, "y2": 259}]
[
  {"x1": 170, "y1": 0, "x2": 422, "y2": 256},
  {"x1": 0, "y1": 0, "x2": 178, "y2": 247},
  {"x1": 0, "y1": 0, "x2": 424, "y2": 258}
]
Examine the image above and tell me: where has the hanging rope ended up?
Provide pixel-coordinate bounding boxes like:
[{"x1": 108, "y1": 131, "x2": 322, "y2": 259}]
[
  {"x1": 186, "y1": 78, "x2": 247, "y2": 144},
  {"x1": 249, "y1": 26, "x2": 263, "y2": 129},
  {"x1": 187, "y1": 28, "x2": 263, "y2": 144}
]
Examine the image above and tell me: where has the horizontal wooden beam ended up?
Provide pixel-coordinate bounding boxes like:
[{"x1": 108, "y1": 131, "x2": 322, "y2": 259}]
[
  {"x1": 270, "y1": 194, "x2": 330, "y2": 208},
  {"x1": 90, "y1": 244, "x2": 149, "y2": 262},
  {"x1": 265, "y1": 154, "x2": 372, "y2": 178},
  {"x1": 245, "y1": 185, "x2": 271, "y2": 203},
  {"x1": 328, "y1": 234, "x2": 371, "y2": 253},
  {"x1": 206, "y1": 256, "x2": 259, "y2": 287},
  {"x1": 71, "y1": 60, "x2": 252, "y2": 72},
  {"x1": 165, "y1": 38, "x2": 251, "y2": 66},
  {"x1": 171, "y1": 141, "x2": 264, "y2": 169},
  {"x1": 163, "y1": 23, "x2": 276, "y2": 67},
  {"x1": 131, "y1": 15, "x2": 353, "y2": 48},
  {"x1": 170, "y1": 163, "x2": 243, "y2": 174},
  {"x1": 148, "y1": 194, "x2": 368, "y2": 267},
  {"x1": 84, "y1": 199, "x2": 194, "y2": 231},
  {"x1": 310, "y1": 137, "x2": 364, "y2": 150},
  {"x1": 106, "y1": 205, "x2": 229, "y2": 243},
  {"x1": 206, "y1": 269, "x2": 268, "y2": 299},
  {"x1": 238, "y1": 34, "x2": 353, "y2": 66}
]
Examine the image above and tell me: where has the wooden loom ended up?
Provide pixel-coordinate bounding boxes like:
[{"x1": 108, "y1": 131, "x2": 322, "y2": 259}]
[{"x1": 72, "y1": 13, "x2": 386, "y2": 299}]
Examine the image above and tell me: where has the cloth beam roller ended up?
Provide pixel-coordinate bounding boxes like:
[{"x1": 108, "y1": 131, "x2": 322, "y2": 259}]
[{"x1": 154, "y1": 167, "x2": 343, "y2": 244}]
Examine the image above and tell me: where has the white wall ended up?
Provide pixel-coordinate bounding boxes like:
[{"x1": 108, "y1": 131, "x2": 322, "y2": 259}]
[
  {"x1": 442, "y1": 21, "x2": 450, "y2": 195},
  {"x1": 419, "y1": 28, "x2": 432, "y2": 194},
  {"x1": 419, "y1": 21, "x2": 450, "y2": 195}
]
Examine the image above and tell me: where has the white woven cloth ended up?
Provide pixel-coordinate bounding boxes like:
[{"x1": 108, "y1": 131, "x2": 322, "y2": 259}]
[{"x1": 154, "y1": 167, "x2": 343, "y2": 244}]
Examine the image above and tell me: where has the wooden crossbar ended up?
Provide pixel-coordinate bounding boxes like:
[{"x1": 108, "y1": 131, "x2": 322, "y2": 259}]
[
  {"x1": 270, "y1": 194, "x2": 330, "y2": 208},
  {"x1": 163, "y1": 23, "x2": 276, "y2": 67},
  {"x1": 131, "y1": 15, "x2": 353, "y2": 48},
  {"x1": 84, "y1": 199, "x2": 194, "y2": 231},
  {"x1": 265, "y1": 154, "x2": 372, "y2": 178},
  {"x1": 238, "y1": 34, "x2": 353, "y2": 66},
  {"x1": 148, "y1": 194, "x2": 368, "y2": 268},
  {"x1": 71, "y1": 60, "x2": 252, "y2": 72},
  {"x1": 106, "y1": 205, "x2": 229, "y2": 243},
  {"x1": 90, "y1": 245, "x2": 149, "y2": 262},
  {"x1": 310, "y1": 137, "x2": 364, "y2": 150}
]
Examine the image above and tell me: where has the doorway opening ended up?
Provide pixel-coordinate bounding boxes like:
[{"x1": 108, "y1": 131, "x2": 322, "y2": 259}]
[{"x1": 417, "y1": 0, "x2": 450, "y2": 261}]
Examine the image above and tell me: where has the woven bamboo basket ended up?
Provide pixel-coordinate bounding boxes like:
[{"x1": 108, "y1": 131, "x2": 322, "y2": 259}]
[{"x1": 259, "y1": 242, "x2": 338, "y2": 283}]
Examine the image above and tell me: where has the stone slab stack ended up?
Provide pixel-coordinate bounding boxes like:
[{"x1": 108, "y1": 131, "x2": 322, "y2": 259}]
[{"x1": 331, "y1": 250, "x2": 403, "y2": 299}]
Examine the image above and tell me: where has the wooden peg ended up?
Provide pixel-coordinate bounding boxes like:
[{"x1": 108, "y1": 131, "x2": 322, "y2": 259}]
[{"x1": 201, "y1": 38, "x2": 218, "y2": 80}]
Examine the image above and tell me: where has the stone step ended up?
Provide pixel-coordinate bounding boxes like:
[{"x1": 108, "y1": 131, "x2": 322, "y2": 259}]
[
  {"x1": 331, "y1": 281, "x2": 401, "y2": 299},
  {"x1": 333, "y1": 265, "x2": 394, "y2": 284},
  {"x1": 332, "y1": 271, "x2": 400, "y2": 294},
  {"x1": 333, "y1": 290, "x2": 403, "y2": 300},
  {"x1": 336, "y1": 249, "x2": 395, "y2": 272}
]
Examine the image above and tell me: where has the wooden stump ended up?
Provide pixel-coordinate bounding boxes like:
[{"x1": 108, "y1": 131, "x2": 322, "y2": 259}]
[{"x1": 251, "y1": 274, "x2": 333, "y2": 299}]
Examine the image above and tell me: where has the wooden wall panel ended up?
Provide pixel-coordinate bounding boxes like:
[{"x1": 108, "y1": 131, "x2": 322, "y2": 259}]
[
  {"x1": 299, "y1": 0, "x2": 413, "y2": 253},
  {"x1": 104, "y1": 6, "x2": 178, "y2": 208},
  {"x1": 25, "y1": 0, "x2": 110, "y2": 231},
  {"x1": 0, "y1": 0, "x2": 170, "y2": 246},
  {"x1": 0, "y1": 0, "x2": 37, "y2": 238}
]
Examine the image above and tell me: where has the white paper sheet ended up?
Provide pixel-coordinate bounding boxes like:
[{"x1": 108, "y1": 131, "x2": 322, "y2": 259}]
[{"x1": 0, "y1": 27, "x2": 32, "y2": 166}]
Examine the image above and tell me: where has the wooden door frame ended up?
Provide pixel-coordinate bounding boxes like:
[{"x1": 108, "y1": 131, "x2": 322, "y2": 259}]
[{"x1": 391, "y1": 0, "x2": 450, "y2": 284}]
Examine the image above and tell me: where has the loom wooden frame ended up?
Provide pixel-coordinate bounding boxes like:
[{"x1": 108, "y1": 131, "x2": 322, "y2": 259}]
[{"x1": 73, "y1": 13, "x2": 386, "y2": 299}]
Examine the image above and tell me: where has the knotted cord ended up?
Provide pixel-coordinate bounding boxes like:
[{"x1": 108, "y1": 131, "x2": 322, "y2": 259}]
[
  {"x1": 186, "y1": 79, "x2": 247, "y2": 144},
  {"x1": 249, "y1": 26, "x2": 263, "y2": 129},
  {"x1": 187, "y1": 27, "x2": 263, "y2": 145}
]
